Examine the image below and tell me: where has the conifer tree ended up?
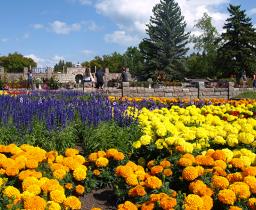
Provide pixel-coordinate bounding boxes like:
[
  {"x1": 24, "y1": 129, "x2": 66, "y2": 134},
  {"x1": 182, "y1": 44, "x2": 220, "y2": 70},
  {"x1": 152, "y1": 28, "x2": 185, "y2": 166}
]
[
  {"x1": 140, "y1": 0, "x2": 189, "y2": 80},
  {"x1": 217, "y1": 4, "x2": 256, "y2": 79}
]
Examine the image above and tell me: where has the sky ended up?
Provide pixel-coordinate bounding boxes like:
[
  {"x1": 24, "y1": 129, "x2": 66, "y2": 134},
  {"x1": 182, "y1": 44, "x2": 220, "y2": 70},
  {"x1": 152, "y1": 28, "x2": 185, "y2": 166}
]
[{"x1": 0, "y1": 0, "x2": 255, "y2": 67}]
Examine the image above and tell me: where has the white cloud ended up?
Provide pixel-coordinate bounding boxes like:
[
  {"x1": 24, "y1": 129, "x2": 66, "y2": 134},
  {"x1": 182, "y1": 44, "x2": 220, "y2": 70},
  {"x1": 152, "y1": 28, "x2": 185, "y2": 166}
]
[
  {"x1": 1, "y1": 38, "x2": 8, "y2": 42},
  {"x1": 50, "y1": 20, "x2": 81, "y2": 34},
  {"x1": 81, "y1": 49, "x2": 94, "y2": 55},
  {"x1": 95, "y1": 0, "x2": 230, "y2": 46},
  {"x1": 25, "y1": 54, "x2": 65, "y2": 67},
  {"x1": 33, "y1": 24, "x2": 44, "y2": 29},
  {"x1": 105, "y1": 30, "x2": 140, "y2": 46},
  {"x1": 249, "y1": 8, "x2": 256, "y2": 16}
]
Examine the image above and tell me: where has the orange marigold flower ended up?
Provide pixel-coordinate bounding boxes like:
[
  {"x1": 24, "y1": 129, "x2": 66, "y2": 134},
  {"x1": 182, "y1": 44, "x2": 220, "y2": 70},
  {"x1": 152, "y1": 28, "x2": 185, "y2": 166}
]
[
  {"x1": 147, "y1": 160, "x2": 156, "y2": 169},
  {"x1": 248, "y1": 198, "x2": 256, "y2": 210},
  {"x1": 25, "y1": 159, "x2": 38, "y2": 169},
  {"x1": 126, "y1": 174, "x2": 139, "y2": 186},
  {"x1": 182, "y1": 153, "x2": 195, "y2": 162},
  {"x1": 5, "y1": 165, "x2": 19, "y2": 177},
  {"x1": 91, "y1": 208, "x2": 102, "y2": 210},
  {"x1": 184, "y1": 194, "x2": 204, "y2": 210},
  {"x1": 3, "y1": 186, "x2": 21, "y2": 199},
  {"x1": 195, "y1": 166, "x2": 204, "y2": 176},
  {"x1": 126, "y1": 161, "x2": 138, "y2": 171},
  {"x1": 160, "y1": 197, "x2": 177, "y2": 209},
  {"x1": 141, "y1": 202, "x2": 155, "y2": 210},
  {"x1": 229, "y1": 206, "x2": 242, "y2": 210},
  {"x1": 230, "y1": 158, "x2": 245, "y2": 170},
  {"x1": 150, "y1": 165, "x2": 163, "y2": 175},
  {"x1": 244, "y1": 176, "x2": 256, "y2": 194},
  {"x1": 214, "y1": 160, "x2": 227, "y2": 170},
  {"x1": 182, "y1": 166, "x2": 199, "y2": 181},
  {"x1": 145, "y1": 176, "x2": 162, "y2": 189},
  {"x1": 202, "y1": 195, "x2": 213, "y2": 210},
  {"x1": 150, "y1": 193, "x2": 161, "y2": 202},
  {"x1": 163, "y1": 168, "x2": 173, "y2": 177},
  {"x1": 189, "y1": 180, "x2": 209, "y2": 196},
  {"x1": 243, "y1": 166, "x2": 256, "y2": 177},
  {"x1": 93, "y1": 169, "x2": 101, "y2": 176},
  {"x1": 117, "y1": 201, "x2": 138, "y2": 210},
  {"x1": 95, "y1": 157, "x2": 109, "y2": 167},
  {"x1": 128, "y1": 185, "x2": 147, "y2": 197},
  {"x1": 227, "y1": 172, "x2": 244, "y2": 183},
  {"x1": 53, "y1": 169, "x2": 67, "y2": 180},
  {"x1": 24, "y1": 196, "x2": 46, "y2": 210},
  {"x1": 65, "y1": 148, "x2": 79, "y2": 157},
  {"x1": 212, "y1": 175, "x2": 229, "y2": 190},
  {"x1": 47, "y1": 201, "x2": 61, "y2": 210},
  {"x1": 195, "y1": 155, "x2": 214, "y2": 166},
  {"x1": 178, "y1": 158, "x2": 193, "y2": 167},
  {"x1": 26, "y1": 184, "x2": 41, "y2": 195},
  {"x1": 160, "y1": 159, "x2": 171, "y2": 168},
  {"x1": 229, "y1": 182, "x2": 251, "y2": 199},
  {"x1": 113, "y1": 152, "x2": 125, "y2": 161},
  {"x1": 97, "y1": 151, "x2": 106, "y2": 158},
  {"x1": 50, "y1": 190, "x2": 66, "y2": 203},
  {"x1": 213, "y1": 166, "x2": 227, "y2": 177},
  {"x1": 212, "y1": 150, "x2": 226, "y2": 161},
  {"x1": 106, "y1": 148, "x2": 119, "y2": 158},
  {"x1": 64, "y1": 196, "x2": 81, "y2": 210},
  {"x1": 218, "y1": 189, "x2": 236, "y2": 205},
  {"x1": 88, "y1": 153, "x2": 98, "y2": 162},
  {"x1": 75, "y1": 185, "x2": 85, "y2": 195},
  {"x1": 115, "y1": 166, "x2": 133, "y2": 178},
  {"x1": 65, "y1": 183, "x2": 73, "y2": 190}
]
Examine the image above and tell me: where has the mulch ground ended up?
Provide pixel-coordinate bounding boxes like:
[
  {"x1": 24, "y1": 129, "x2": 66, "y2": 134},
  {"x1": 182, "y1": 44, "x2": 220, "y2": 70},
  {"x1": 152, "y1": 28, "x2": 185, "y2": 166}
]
[{"x1": 80, "y1": 188, "x2": 117, "y2": 210}]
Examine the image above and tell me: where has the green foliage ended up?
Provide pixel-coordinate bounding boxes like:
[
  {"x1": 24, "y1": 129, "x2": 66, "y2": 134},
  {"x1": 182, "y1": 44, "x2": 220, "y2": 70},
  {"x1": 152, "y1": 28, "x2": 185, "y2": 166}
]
[
  {"x1": 77, "y1": 121, "x2": 142, "y2": 156},
  {"x1": 0, "y1": 79, "x2": 3, "y2": 90},
  {"x1": 140, "y1": 0, "x2": 190, "y2": 80},
  {"x1": 46, "y1": 77, "x2": 61, "y2": 90},
  {"x1": 234, "y1": 91, "x2": 256, "y2": 99},
  {"x1": 54, "y1": 60, "x2": 73, "y2": 73},
  {"x1": 0, "y1": 52, "x2": 37, "y2": 73},
  {"x1": 217, "y1": 4, "x2": 256, "y2": 79}
]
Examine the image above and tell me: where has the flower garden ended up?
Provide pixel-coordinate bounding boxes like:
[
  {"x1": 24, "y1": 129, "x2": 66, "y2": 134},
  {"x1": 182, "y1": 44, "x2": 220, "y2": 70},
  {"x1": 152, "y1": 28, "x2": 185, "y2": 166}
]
[{"x1": 0, "y1": 91, "x2": 256, "y2": 210}]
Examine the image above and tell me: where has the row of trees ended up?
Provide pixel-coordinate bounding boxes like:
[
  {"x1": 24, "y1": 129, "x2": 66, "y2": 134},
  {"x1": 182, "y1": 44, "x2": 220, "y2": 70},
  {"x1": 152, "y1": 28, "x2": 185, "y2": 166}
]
[{"x1": 82, "y1": 1, "x2": 256, "y2": 82}]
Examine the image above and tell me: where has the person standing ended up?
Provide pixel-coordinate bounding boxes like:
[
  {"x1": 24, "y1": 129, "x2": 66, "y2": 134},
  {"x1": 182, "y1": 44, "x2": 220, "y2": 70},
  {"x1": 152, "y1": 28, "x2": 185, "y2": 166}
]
[
  {"x1": 27, "y1": 70, "x2": 33, "y2": 90},
  {"x1": 95, "y1": 68, "x2": 104, "y2": 89},
  {"x1": 121, "y1": 67, "x2": 128, "y2": 82},
  {"x1": 253, "y1": 72, "x2": 256, "y2": 88}
]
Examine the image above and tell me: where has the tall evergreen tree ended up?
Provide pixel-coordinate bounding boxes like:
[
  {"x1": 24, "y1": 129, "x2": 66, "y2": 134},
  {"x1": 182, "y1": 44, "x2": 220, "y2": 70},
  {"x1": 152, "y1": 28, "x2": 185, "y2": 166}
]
[
  {"x1": 217, "y1": 4, "x2": 256, "y2": 79},
  {"x1": 140, "y1": 0, "x2": 190, "y2": 80}
]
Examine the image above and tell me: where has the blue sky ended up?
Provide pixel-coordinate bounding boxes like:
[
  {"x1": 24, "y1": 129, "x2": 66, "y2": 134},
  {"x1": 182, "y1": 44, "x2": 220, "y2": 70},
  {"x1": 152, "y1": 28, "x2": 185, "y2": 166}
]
[{"x1": 0, "y1": 0, "x2": 255, "y2": 67}]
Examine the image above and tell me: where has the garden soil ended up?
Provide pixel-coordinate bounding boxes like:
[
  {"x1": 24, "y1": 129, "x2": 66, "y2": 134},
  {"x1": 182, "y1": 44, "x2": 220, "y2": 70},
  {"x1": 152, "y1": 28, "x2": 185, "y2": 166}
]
[{"x1": 80, "y1": 188, "x2": 117, "y2": 210}]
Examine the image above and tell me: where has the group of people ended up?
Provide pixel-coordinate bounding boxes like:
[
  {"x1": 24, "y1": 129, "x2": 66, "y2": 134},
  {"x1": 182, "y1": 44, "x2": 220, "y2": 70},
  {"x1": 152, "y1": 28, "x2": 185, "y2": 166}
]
[
  {"x1": 239, "y1": 70, "x2": 256, "y2": 88},
  {"x1": 83, "y1": 67, "x2": 129, "y2": 89}
]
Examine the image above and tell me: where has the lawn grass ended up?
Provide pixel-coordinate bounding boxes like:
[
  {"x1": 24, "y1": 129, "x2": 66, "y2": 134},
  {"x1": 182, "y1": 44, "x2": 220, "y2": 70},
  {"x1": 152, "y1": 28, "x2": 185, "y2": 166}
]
[{"x1": 234, "y1": 90, "x2": 256, "y2": 99}]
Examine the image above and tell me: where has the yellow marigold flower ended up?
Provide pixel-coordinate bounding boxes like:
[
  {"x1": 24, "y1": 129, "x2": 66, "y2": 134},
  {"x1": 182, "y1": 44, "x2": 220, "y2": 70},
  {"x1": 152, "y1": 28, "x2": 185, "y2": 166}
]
[
  {"x1": 21, "y1": 191, "x2": 34, "y2": 200},
  {"x1": 41, "y1": 179, "x2": 63, "y2": 193},
  {"x1": 128, "y1": 185, "x2": 147, "y2": 197},
  {"x1": 3, "y1": 186, "x2": 21, "y2": 199},
  {"x1": 160, "y1": 197, "x2": 177, "y2": 209},
  {"x1": 212, "y1": 175, "x2": 229, "y2": 190},
  {"x1": 150, "y1": 165, "x2": 163, "y2": 175},
  {"x1": 126, "y1": 174, "x2": 139, "y2": 186},
  {"x1": 178, "y1": 158, "x2": 193, "y2": 167},
  {"x1": 117, "y1": 201, "x2": 138, "y2": 210},
  {"x1": 93, "y1": 169, "x2": 101, "y2": 176},
  {"x1": 244, "y1": 176, "x2": 256, "y2": 194},
  {"x1": 229, "y1": 206, "x2": 242, "y2": 210},
  {"x1": 63, "y1": 157, "x2": 80, "y2": 170},
  {"x1": 88, "y1": 152, "x2": 98, "y2": 162},
  {"x1": 182, "y1": 166, "x2": 199, "y2": 181},
  {"x1": 50, "y1": 190, "x2": 66, "y2": 203},
  {"x1": 218, "y1": 189, "x2": 236, "y2": 205},
  {"x1": 238, "y1": 132, "x2": 254, "y2": 144},
  {"x1": 132, "y1": 141, "x2": 141, "y2": 149},
  {"x1": 140, "y1": 135, "x2": 152, "y2": 145},
  {"x1": 65, "y1": 183, "x2": 73, "y2": 190},
  {"x1": 184, "y1": 194, "x2": 204, "y2": 210},
  {"x1": 95, "y1": 157, "x2": 109, "y2": 167},
  {"x1": 26, "y1": 184, "x2": 41, "y2": 195},
  {"x1": 202, "y1": 195, "x2": 213, "y2": 210},
  {"x1": 214, "y1": 160, "x2": 227, "y2": 170},
  {"x1": 65, "y1": 148, "x2": 79, "y2": 157},
  {"x1": 163, "y1": 168, "x2": 173, "y2": 177},
  {"x1": 97, "y1": 150, "x2": 106, "y2": 158},
  {"x1": 113, "y1": 152, "x2": 125, "y2": 161},
  {"x1": 64, "y1": 196, "x2": 81, "y2": 210},
  {"x1": 229, "y1": 182, "x2": 251, "y2": 199},
  {"x1": 248, "y1": 198, "x2": 256, "y2": 210},
  {"x1": 75, "y1": 185, "x2": 85, "y2": 195},
  {"x1": 0, "y1": 178, "x2": 5, "y2": 187},
  {"x1": 14, "y1": 155, "x2": 27, "y2": 170},
  {"x1": 73, "y1": 155, "x2": 86, "y2": 165},
  {"x1": 5, "y1": 165, "x2": 19, "y2": 177},
  {"x1": 182, "y1": 154, "x2": 195, "y2": 162},
  {"x1": 53, "y1": 169, "x2": 67, "y2": 180},
  {"x1": 55, "y1": 155, "x2": 64, "y2": 163},
  {"x1": 47, "y1": 201, "x2": 61, "y2": 210},
  {"x1": 22, "y1": 177, "x2": 39, "y2": 191},
  {"x1": 24, "y1": 196, "x2": 46, "y2": 210},
  {"x1": 145, "y1": 176, "x2": 162, "y2": 189},
  {"x1": 73, "y1": 165, "x2": 87, "y2": 181}
]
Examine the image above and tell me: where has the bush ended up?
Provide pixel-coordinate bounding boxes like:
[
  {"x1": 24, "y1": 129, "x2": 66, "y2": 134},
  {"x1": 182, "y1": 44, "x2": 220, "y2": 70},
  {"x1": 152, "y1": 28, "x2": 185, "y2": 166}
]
[
  {"x1": 46, "y1": 77, "x2": 60, "y2": 89},
  {"x1": 77, "y1": 121, "x2": 142, "y2": 155}
]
